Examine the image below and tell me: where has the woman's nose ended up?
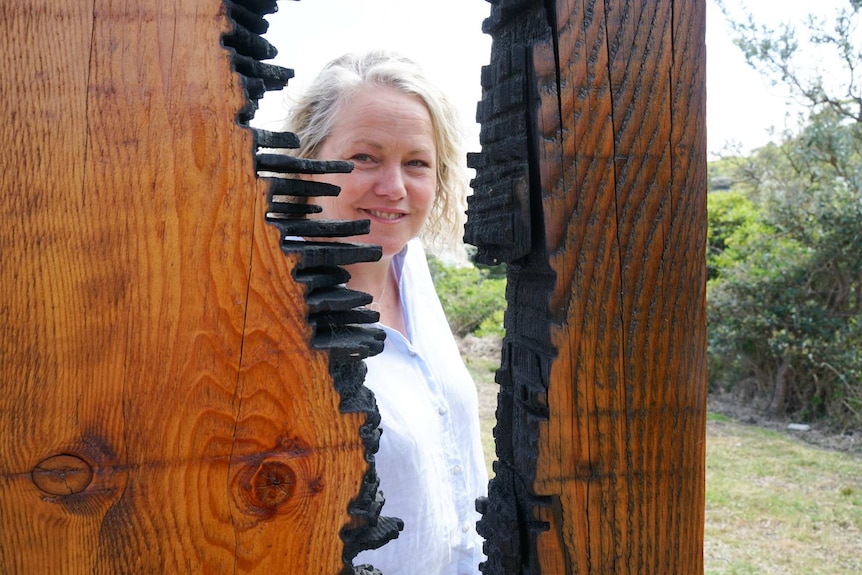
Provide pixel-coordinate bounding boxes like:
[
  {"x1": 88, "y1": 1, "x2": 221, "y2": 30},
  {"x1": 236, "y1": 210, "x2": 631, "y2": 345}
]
[{"x1": 373, "y1": 163, "x2": 407, "y2": 199}]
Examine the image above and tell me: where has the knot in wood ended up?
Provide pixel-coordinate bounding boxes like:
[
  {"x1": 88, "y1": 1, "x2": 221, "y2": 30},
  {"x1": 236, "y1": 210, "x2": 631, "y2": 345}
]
[
  {"x1": 247, "y1": 460, "x2": 296, "y2": 509},
  {"x1": 31, "y1": 454, "x2": 93, "y2": 496}
]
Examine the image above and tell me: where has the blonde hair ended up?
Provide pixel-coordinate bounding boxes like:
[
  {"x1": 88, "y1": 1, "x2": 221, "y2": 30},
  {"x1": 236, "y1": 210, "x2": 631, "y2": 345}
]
[{"x1": 286, "y1": 51, "x2": 468, "y2": 254}]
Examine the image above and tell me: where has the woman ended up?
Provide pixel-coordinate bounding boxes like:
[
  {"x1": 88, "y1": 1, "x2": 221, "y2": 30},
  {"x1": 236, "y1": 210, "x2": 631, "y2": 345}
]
[{"x1": 287, "y1": 51, "x2": 488, "y2": 574}]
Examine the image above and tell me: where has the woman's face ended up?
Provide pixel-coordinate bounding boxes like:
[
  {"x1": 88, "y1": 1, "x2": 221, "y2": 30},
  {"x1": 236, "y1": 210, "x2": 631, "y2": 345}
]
[{"x1": 310, "y1": 85, "x2": 437, "y2": 257}]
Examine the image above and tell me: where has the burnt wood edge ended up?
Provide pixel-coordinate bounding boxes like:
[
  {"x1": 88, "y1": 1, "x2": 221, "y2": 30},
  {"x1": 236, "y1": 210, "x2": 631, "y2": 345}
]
[
  {"x1": 221, "y1": 2, "x2": 401, "y2": 572},
  {"x1": 475, "y1": 259, "x2": 556, "y2": 575},
  {"x1": 464, "y1": 34, "x2": 532, "y2": 265},
  {"x1": 468, "y1": 2, "x2": 560, "y2": 574}
]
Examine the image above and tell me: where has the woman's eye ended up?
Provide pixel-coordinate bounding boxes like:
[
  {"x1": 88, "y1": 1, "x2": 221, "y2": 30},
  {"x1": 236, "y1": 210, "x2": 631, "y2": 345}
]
[
  {"x1": 350, "y1": 153, "x2": 372, "y2": 162},
  {"x1": 406, "y1": 159, "x2": 430, "y2": 168}
]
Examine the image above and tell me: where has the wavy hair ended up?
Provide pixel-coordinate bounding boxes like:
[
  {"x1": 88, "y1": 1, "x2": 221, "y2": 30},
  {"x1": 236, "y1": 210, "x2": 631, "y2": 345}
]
[{"x1": 285, "y1": 51, "x2": 468, "y2": 254}]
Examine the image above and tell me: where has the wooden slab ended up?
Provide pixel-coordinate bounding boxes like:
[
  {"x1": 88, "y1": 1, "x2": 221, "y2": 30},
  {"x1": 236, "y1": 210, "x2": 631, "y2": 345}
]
[{"x1": 0, "y1": 1, "x2": 367, "y2": 572}]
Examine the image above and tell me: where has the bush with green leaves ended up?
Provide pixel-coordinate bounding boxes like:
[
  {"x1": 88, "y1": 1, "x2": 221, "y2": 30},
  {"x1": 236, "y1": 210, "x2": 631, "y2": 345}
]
[
  {"x1": 427, "y1": 255, "x2": 506, "y2": 339},
  {"x1": 706, "y1": 122, "x2": 862, "y2": 427},
  {"x1": 707, "y1": 190, "x2": 766, "y2": 280},
  {"x1": 710, "y1": 1, "x2": 862, "y2": 429}
]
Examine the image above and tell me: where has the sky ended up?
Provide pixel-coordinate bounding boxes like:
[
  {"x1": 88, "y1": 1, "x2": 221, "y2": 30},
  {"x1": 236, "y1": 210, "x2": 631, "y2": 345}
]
[
  {"x1": 705, "y1": 0, "x2": 852, "y2": 156},
  {"x1": 252, "y1": 0, "x2": 492, "y2": 150},
  {"x1": 252, "y1": 0, "x2": 852, "y2": 158}
]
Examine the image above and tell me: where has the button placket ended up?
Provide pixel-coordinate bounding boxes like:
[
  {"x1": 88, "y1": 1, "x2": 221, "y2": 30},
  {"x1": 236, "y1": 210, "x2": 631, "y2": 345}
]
[{"x1": 407, "y1": 337, "x2": 476, "y2": 542}]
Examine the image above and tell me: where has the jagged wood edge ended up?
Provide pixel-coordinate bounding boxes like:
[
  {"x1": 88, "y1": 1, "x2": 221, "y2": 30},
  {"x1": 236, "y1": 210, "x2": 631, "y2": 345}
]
[
  {"x1": 221, "y1": 1, "x2": 402, "y2": 572},
  {"x1": 468, "y1": 1, "x2": 558, "y2": 574}
]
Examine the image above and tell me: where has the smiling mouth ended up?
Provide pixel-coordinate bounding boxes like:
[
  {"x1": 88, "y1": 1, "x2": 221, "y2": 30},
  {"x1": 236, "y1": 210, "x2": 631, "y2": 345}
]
[{"x1": 364, "y1": 209, "x2": 405, "y2": 221}]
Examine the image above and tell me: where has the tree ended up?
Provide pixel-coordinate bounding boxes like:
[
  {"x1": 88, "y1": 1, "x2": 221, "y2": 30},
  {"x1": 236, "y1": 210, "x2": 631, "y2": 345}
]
[
  {"x1": 718, "y1": 0, "x2": 862, "y2": 125},
  {"x1": 709, "y1": 1, "x2": 862, "y2": 428}
]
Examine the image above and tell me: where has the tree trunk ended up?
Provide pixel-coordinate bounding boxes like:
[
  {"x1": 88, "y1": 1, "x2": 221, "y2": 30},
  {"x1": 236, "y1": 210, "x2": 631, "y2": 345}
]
[{"x1": 769, "y1": 359, "x2": 792, "y2": 416}]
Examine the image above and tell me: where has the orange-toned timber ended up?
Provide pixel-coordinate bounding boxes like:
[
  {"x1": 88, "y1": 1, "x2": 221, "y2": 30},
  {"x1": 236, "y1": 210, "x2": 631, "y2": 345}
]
[
  {"x1": 1, "y1": 0, "x2": 707, "y2": 573},
  {"x1": 0, "y1": 1, "x2": 389, "y2": 573},
  {"x1": 468, "y1": 1, "x2": 707, "y2": 573}
]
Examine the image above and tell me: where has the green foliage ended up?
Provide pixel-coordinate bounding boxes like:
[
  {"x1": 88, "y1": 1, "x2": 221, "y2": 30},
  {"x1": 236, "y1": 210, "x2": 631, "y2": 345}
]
[
  {"x1": 718, "y1": 0, "x2": 862, "y2": 127},
  {"x1": 707, "y1": 190, "x2": 766, "y2": 279},
  {"x1": 427, "y1": 255, "x2": 507, "y2": 338},
  {"x1": 707, "y1": 126, "x2": 862, "y2": 428},
  {"x1": 709, "y1": 3, "x2": 862, "y2": 429}
]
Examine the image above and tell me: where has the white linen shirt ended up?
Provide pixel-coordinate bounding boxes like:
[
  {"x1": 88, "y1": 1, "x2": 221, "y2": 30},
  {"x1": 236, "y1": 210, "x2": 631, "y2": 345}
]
[{"x1": 354, "y1": 239, "x2": 488, "y2": 574}]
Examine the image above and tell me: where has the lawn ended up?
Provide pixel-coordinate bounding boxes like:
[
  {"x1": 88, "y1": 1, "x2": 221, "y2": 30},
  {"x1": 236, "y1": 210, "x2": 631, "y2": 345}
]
[
  {"x1": 705, "y1": 416, "x2": 861, "y2": 574},
  {"x1": 462, "y1": 344, "x2": 862, "y2": 573}
]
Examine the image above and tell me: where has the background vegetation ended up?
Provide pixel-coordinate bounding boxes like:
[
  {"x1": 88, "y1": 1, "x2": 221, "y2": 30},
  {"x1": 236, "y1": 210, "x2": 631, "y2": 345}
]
[
  {"x1": 709, "y1": 0, "x2": 862, "y2": 430},
  {"x1": 427, "y1": 254, "x2": 506, "y2": 339},
  {"x1": 704, "y1": 414, "x2": 861, "y2": 574}
]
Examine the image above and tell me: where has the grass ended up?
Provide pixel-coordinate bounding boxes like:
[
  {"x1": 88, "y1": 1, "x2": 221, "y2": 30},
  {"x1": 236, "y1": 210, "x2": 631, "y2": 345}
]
[
  {"x1": 462, "y1": 353, "x2": 499, "y2": 475},
  {"x1": 464, "y1": 352, "x2": 862, "y2": 573},
  {"x1": 705, "y1": 419, "x2": 862, "y2": 574}
]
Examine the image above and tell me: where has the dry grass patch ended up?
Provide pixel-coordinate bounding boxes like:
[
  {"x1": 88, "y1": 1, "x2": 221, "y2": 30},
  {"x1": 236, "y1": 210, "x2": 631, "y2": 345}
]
[
  {"x1": 460, "y1": 337, "x2": 499, "y2": 477},
  {"x1": 705, "y1": 419, "x2": 862, "y2": 574}
]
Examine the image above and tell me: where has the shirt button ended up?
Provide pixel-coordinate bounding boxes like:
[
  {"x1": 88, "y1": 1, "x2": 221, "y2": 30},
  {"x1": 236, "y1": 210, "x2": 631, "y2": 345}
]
[
  {"x1": 408, "y1": 350, "x2": 417, "y2": 358},
  {"x1": 438, "y1": 405, "x2": 448, "y2": 415},
  {"x1": 452, "y1": 465, "x2": 462, "y2": 475},
  {"x1": 462, "y1": 524, "x2": 470, "y2": 533}
]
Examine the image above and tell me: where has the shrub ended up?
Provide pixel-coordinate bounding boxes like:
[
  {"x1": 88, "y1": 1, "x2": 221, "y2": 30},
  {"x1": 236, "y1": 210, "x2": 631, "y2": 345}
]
[{"x1": 428, "y1": 255, "x2": 507, "y2": 338}]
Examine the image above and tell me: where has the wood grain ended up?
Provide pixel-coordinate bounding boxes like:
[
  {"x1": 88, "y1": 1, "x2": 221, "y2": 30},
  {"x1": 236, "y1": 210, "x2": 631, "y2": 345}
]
[
  {"x1": 471, "y1": 1, "x2": 707, "y2": 573},
  {"x1": 533, "y1": 1, "x2": 707, "y2": 572},
  {"x1": 0, "y1": 1, "x2": 365, "y2": 572}
]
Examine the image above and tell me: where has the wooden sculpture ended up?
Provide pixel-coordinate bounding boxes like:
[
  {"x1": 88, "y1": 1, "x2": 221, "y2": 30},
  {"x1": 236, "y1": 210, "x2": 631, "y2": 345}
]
[
  {"x1": 0, "y1": 0, "x2": 706, "y2": 573},
  {"x1": 468, "y1": 1, "x2": 707, "y2": 573}
]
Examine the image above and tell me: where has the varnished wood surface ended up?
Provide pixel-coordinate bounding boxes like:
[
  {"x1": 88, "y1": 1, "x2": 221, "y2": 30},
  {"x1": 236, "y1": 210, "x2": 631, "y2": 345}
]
[
  {"x1": 531, "y1": 0, "x2": 707, "y2": 572},
  {"x1": 0, "y1": 1, "x2": 364, "y2": 572}
]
